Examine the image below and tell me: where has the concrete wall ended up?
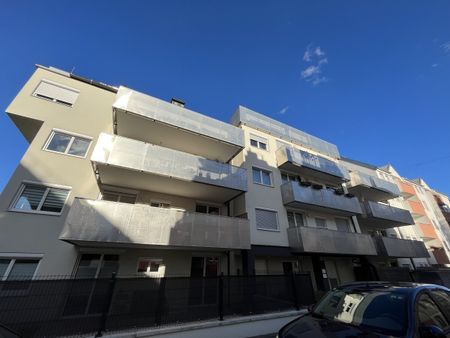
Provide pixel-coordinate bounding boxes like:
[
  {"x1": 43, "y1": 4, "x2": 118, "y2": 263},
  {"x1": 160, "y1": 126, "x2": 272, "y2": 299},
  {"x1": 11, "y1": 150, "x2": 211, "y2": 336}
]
[{"x1": 0, "y1": 67, "x2": 116, "y2": 276}]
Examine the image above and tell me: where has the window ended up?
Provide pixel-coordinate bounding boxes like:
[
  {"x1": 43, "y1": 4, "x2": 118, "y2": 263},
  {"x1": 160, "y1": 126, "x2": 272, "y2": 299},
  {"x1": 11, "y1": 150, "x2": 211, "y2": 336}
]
[
  {"x1": 252, "y1": 167, "x2": 272, "y2": 186},
  {"x1": 11, "y1": 183, "x2": 70, "y2": 214},
  {"x1": 250, "y1": 134, "x2": 268, "y2": 150},
  {"x1": 315, "y1": 218, "x2": 327, "y2": 228},
  {"x1": 74, "y1": 254, "x2": 119, "y2": 279},
  {"x1": 196, "y1": 204, "x2": 220, "y2": 215},
  {"x1": 335, "y1": 218, "x2": 351, "y2": 232},
  {"x1": 44, "y1": 130, "x2": 91, "y2": 158},
  {"x1": 150, "y1": 201, "x2": 171, "y2": 208},
  {"x1": 255, "y1": 208, "x2": 279, "y2": 231},
  {"x1": 102, "y1": 190, "x2": 137, "y2": 204},
  {"x1": 0, "y1": 258, "x2": 40, "y2": 281},
  {"x1": 137, "y1": 258, "x2": 163, "y2": 274},
  {"x1": 281, "y1": 173, "x2": 300, "y2": 184},
  {"x1": 417, "y1": 293, "x2": 449, "y2": 331},
  {"x1": 287, "y1": 211, "x2": 304, "y2": 228},
  {"x1": 431, "y1": 290, "x2": 450, "y2": 319},
  {"x1": 32, "y1": 80, "x2": 79, "y2": 107}
]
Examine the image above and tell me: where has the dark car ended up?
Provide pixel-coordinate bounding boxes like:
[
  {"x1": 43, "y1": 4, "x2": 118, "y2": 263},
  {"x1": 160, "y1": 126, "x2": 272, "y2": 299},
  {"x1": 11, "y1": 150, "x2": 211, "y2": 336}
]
[{"x1": 278, "y1": 282, "x2": 450, "y2": 338}]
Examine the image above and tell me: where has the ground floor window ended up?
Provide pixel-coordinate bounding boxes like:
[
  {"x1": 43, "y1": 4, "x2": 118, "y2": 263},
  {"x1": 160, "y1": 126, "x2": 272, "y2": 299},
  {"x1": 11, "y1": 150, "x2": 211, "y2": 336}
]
[
  {"x1": 287, "y1": 211, "x2": 304, "y2": 228},
  {"x1": 74, "y1": 253, "x2": 119, "y2": 278},
  {"x1": 137, "y1": 258, "x2": 163, "y2": 276},
  {"x1": 0, "y1": 258, "x2": 40, "y2": 280}
]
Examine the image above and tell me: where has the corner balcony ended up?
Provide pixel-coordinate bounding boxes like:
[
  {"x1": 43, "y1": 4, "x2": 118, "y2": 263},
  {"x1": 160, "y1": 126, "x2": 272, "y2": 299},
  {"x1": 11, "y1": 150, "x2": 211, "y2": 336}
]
[
  {"x1": 357, "y1": 201, "x2": 414, "y2": 229},
  {"x1": 281, "y1": 182, "x2": 363, "y2": 216},
  {"x1": 91, "y1": 133, "x2": 247, "y2": 203},
  {"x1": 373, "y1": 236, "x2": 429, "y2": 258},
  {"x1": 276, "y1": 147, "x2": 350, "y2": 184},
  {"x1": 113, "y1": 87, "x2": 244, "y2": 162},
  {"x1": 287, "y1": 226, "x2": 377, "y2": 256},
  {"x1": 60, "y1": 198, "x2": 251, "y2": 250},
  {"x1": 408, "y1": 200, "x2": 427, "y2": 219},
  {"x1": 347, "y1": 171, "x2": 400, "y2": 201},
  {"x1": 399, "y1": 181, "x2": 416, "y2": 198}
]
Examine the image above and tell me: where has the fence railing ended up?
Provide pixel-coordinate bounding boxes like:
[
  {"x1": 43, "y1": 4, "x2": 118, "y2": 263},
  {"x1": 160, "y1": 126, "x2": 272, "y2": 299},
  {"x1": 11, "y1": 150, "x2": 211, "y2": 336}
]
[{"x1": 0, "y1": 273, "x2": 314, "y2": 338}]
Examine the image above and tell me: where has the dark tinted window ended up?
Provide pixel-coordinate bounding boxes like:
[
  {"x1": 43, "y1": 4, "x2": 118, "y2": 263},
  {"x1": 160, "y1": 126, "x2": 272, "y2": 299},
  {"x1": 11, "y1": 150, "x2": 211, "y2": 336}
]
[
  {"x1": 417, "y1": 293, "x2": 449, "y2": 331},
  {"x1": 431, "y1": 290, "x2": 450, "y2": 320},
  {"x1": 313, "y1": 288, "x2": 407, "y2": 336}
]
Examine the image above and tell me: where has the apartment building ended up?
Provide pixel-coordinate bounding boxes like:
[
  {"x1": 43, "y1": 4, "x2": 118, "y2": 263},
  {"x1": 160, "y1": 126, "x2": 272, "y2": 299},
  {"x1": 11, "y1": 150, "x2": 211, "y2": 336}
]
[{"x1": 0, "y1": 65, "x2": 448, "y2": 292}]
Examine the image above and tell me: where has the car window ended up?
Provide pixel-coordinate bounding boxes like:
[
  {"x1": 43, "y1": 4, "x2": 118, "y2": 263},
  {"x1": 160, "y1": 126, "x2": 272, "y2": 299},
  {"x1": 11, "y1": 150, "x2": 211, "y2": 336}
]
[
  {"x1": 431, "y1": 290, "x2": 450, "y2": 320},
  {"x1": 417, "y1": 293, "x2": 449, "y2": 331},
  {"x1": 312, "y1": 288, "x2": 407, "y2": 336}
]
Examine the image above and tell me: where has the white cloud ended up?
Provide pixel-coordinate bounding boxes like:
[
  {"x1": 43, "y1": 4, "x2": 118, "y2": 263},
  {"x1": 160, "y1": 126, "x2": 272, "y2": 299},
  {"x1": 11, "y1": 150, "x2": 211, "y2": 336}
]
[
  {"x1": 432, "y1": 63, "x2": 439, "y2": 68},
  {"x1": 277, "y1": 106, "x2": 289, "y2": 115},
  {"x1": 301, "y1": 65, "x2": 321, "y2": 79},
  {"x1": 301, "y1": 44, "x2": 329, "y2": 86},
  {"x1": 442, "y1": 41, "x2": 450, "y2": 53}
]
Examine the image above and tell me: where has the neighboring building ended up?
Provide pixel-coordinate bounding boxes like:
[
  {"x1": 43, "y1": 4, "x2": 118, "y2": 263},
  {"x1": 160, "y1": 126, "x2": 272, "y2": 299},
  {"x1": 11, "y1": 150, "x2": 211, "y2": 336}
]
[{"x1": 0, "y1": 65, "x2": 448, "y2": 292}]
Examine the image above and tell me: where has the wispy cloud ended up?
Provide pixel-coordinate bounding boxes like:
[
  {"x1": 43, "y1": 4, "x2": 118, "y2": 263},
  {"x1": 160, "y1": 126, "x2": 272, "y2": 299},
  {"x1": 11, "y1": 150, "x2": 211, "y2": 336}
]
[
  {"x1": 277, "y1": 106, "x2": 289, "y2": 115},
  {"x1": 442, "y1": 41, "x2": 450, "y2": 53},
  {"x1": 301, "y1": 44, "x2": 329, "y2": 86},
  {"x1": 432, "y1": 63, "x2": 439, "y2": 68}
]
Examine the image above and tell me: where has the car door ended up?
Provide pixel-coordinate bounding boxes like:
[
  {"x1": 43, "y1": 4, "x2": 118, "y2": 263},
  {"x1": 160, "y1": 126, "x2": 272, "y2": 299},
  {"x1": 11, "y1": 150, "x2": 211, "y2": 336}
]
[{"x1": 415, "y1": 291, "x2": 450, "y2": 337}]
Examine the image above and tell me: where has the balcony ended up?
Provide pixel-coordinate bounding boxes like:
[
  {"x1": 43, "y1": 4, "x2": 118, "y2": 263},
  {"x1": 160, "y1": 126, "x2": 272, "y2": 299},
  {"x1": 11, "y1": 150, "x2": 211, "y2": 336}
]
[
  {"x1": 432, "y1": 247, "x2": 450, "y2": 265},
  {"x1": 287, "y1": 227, "x2": 377, "y2": 256},
  {"x1": 91, "y1": 133, "x2": 247, "y2": 203},
  {"x1": 347, "y1": 171, "x2": 400, "y2": 201},
  {"x1": 281, "y1": 182, "x2": 363, "y2": 216},
  {"x1": 113, "y1": 87, "x2": 244, "y2": 162},
  {"x1": 60, "y1": 199, "x2": 251, "y2": 250},
  {"x1": 357, "y1": 201, "x2": 414, "y2": 229},
  {"x1": 373, "y1": 236, "x2": 429, "y2": 258},
  {"x1": 276, "y1": 147, "x2": 350, "y2": 184}
]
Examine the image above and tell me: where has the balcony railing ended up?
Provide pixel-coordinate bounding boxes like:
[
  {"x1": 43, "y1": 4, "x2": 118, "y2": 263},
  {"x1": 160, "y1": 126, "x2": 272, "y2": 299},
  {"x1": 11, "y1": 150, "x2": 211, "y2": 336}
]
[
  {"x1": 281, "y1": 182, "x2": 363, "y2": 216},
  {"x1": 276, "y1": 147, "x2": 350, "y2": 183},
  {"x1": 113, "y1": 87, "x2": 244, "y2": 162},
  {"x1": 287, "y1": 226, "x2": 377, "y2": 255},
  {"x1": 373, "y1": 236, "x2": 429, "y2": 258},
  {"x1": 60, "y1": 198, "x2": 251, "y2": 250},
  {"x1": 347, "y1": 171, "x2": 400, "y2": 201},
  {"x1": 91, "y1": 133, "x2": 247, "y2": 199},
  {"x1": 358, "y1": 201, "x2": 414, "y2": 229}
]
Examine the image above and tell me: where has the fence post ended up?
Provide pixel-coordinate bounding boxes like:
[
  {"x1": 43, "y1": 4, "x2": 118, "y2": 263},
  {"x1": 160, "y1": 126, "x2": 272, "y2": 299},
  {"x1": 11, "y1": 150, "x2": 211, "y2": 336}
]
[
  {"x1": 154, "y1": 277, "x2": 167, "y2": 326},
  {"x1": 291, "y1": 272, "x2": 300, "y2": 311},
  {"x1": 95, "y1": 272, "x2": 117, "y2": 337},
  {"x1": 218, "y1": 273, "x2": 224, "y2": 321}
]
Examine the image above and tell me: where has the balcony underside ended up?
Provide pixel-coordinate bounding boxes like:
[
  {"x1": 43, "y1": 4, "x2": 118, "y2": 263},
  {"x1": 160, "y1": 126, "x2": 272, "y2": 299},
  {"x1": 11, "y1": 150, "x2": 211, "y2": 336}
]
[
  {"x1": 95, "y1": 164, "x2": 244, "y2": 203},
  {"x1": 357, "y1": 216, "x2": 412, "y2": 230},
  {"x1": 357, "y1": 201, "x2": 414, "y2": 230},
  {"x1": 347, "y1": 185, "x2": 398, "y2": 202},
  {"x1": 374, "y1": 236, "x2": 429, "y2": 258},
  {"x1": 278, "y1": 161, "x2": 346, "y2": 185},
  {"x1": 288, "y1": 227, "x2": 377, "y2": 256},
  {"x1": 60, "y1": 199, "x2": 251, "y2": 250}
]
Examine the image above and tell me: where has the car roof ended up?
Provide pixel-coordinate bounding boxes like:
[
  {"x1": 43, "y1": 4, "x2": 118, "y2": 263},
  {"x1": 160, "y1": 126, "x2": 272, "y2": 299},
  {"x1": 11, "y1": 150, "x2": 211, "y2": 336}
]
[{"x1": 337, "y1": 281, "x2": 450, "y2": 295}]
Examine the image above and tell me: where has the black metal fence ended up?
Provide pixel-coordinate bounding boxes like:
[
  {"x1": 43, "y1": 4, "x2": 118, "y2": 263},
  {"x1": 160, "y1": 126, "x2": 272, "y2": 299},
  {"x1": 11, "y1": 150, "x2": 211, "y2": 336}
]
[
  {"x1": 0, "y1": 273, "x2": 314, "y2": 338},
  {"x1": 376, "y1": 267, "x2": 450, "y2": 288}
]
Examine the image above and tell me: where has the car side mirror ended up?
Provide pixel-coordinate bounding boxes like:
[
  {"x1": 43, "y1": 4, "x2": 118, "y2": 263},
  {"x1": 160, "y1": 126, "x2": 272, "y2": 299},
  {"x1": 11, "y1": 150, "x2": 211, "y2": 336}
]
[{"x1": 419, "y1": 325, "x2": 445, "y2": 338}]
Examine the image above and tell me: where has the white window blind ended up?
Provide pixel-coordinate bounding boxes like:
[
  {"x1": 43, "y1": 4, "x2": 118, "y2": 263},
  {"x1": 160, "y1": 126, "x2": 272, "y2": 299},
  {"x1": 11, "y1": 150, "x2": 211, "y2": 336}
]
[
  {"x1": 12, "y1": 183, "x2": 70, "y2": 214},
  {"x1": 255, "y1": 209, "x2": 278, "y2": 231},
  {"x1": 33, "y1": 80, "x2": 79, "y2": 106}
]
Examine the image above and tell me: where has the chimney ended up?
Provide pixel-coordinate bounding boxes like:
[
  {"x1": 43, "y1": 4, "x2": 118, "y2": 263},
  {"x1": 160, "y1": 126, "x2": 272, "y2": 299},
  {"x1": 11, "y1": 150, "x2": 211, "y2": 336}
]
[{"x1": 171, "y1": 98, "x2": 185, "y2": 107}]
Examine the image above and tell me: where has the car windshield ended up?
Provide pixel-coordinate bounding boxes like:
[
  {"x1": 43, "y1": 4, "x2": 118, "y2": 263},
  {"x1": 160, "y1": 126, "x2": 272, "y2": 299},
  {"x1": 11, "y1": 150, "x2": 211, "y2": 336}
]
[{"x1": 313, "y1": 288, "x2": 408, "y2": 336}]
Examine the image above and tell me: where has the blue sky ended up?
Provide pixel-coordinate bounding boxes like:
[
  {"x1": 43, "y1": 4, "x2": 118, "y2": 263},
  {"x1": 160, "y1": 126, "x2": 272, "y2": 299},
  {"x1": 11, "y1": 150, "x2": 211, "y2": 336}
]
[{"x1": 1, "y1": 1, "x2": 449, "y2": 194}]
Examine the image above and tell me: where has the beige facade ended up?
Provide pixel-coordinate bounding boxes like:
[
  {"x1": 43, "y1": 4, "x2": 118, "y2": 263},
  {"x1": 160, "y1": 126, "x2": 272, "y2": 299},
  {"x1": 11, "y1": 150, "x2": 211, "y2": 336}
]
[{"x1": 1, "y1": 65, "x2": 450, "y2": 292}]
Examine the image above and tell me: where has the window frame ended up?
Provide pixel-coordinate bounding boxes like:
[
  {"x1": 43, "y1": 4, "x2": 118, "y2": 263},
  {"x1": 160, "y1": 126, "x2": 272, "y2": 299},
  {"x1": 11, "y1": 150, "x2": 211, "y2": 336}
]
[
  {"x1": 31, "y1": 79, "x2": 79, "y2": 107},
  {"x1": 43, "y1": 129, "x2": 93, "y2": 159},
  {"x1": 249, "y1": 134, "x2": 269, "y2": 151},
  {"x1": 150, "y1": 200, "x2": 172, "y2": 208},
  {"x1": 195, "y1": 202, "x2": 221, "y2": 215},
  {"x1": 0, "y1": 253, "x2": 42, "y2": 281},
  {"x1": 287, "y1": 210, "x2": 305, "y2": 228},
  {"x1": 136, "y1": 257, "x2": 164, "y2": 276},
  {"x1": 102, "y1": 190, "x2": 137, "y2": 204},
  {"x1": 315, "y1": 217, "x2": 328, "y2": 229},
  {"x1": 252, "y1": 167, "x2": 273, "y2": 187},
  {"x1": 255, "y1": 207, "x2": 280, "y2": 232},
  {"x1": 9, "y1": 181, "x2": 71, "y2": 216},
  {"x1": 73, "y1": 253, "x2": 120, "y2": 279}
]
